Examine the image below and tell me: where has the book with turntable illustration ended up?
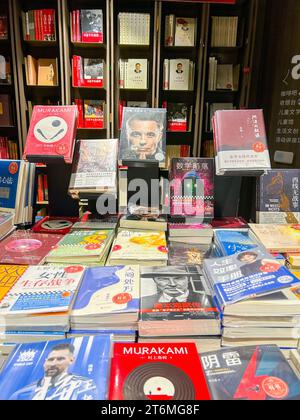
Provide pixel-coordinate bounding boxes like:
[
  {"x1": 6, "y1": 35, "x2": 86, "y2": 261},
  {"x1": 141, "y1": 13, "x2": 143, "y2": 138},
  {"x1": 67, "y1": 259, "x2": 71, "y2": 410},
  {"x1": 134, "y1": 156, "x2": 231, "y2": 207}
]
[{"x1": 32, "y1": 216, "x2": 79, "y2": 235}]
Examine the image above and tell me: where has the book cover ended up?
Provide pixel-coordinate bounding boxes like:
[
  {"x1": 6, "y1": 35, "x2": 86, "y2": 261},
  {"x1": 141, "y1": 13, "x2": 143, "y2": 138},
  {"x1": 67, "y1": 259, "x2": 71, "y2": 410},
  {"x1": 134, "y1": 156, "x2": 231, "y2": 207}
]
[
  {"x1": 0, "y1": 335, "x2": 112, "y2": 400},
  {"x1": 46, "y1": 230, "x2": 114, "y2": 260},
  {"x1": 170, "y1": 158, "x2": 214, "y2": 219},
  {"x1": 0, "y1": 15, "x2": 8, "y2": 40},
  {"x1": 0, "y1": 231, "x2": 63, "y2": 265},
  {"x1": 257, "y1": 170, "x2": 300, "y2": 224},
  {"x1": 83, "y1": 100, "x2": 104, "y2": 129},
  {"x1": 0, "y1": 265, "x2": 28, "y2": 302},
  {"x1": 80, "y1": 10, "x2": 103, "y2": 43},
  {"x1": 211, "y1": 217, "x2": 248, "y2": 229},
  {"x1": 72, "y1": 265, "x2": 139, "y2": 317},
  {"x1": 0, "y1": 265, "x2": 84, "y2": 315},
  {"x1": 125, "y1": 59, "x2": 148, "y2": 90},
  {"x1": 69, "y1": 139, "x2": 118, "y2": 193},
  {"x1": 214, "y1": 229, "x2": 259, "y2": 256},
  {"x1": 24, "y1": 105, "x2": 78, "y2": 164},
  {"x1": 0, "y1": 160, "x2": 23, "y2": 211},
  {"x1": 174, "y1": 17, "x2": 196, "y2": 47},
  {"x1": 168, "y1": 242, "x2": 207, "y2": 266},
  {"x1": 201, "y1": 345, "x2": 300, "y2": 400},
  {"x1": 0, "y1": 94, "x2": 13, "y2": 126},
  {"x1": 140, "y1": 265, "x2": 219, "y2": 322},
  {"x1": 119, "y1": 107, "x2": 166, "y2": 165},
  {"x1": 32, "y1": 216, "x2": 78, "y2": 235},
  {"x1": 203, "y1": 248, "x2": 300, "y2": 306},
  {"x1": 109, "y1": 343, "x2": 210, "y2": 400},
  {"x1": 37, "y1": 59, "x2": 58, "y2": 86},
  {"x1": 166, "y1": 103, "x2": 189, "y2": 132},
  {"x1": 249, "y1": 224, "x2": 300, "y2": 253},
  {"x1": 169, "y1": 59, "x2": 191, "y2": 91},
  {"x1": 110, "y1": 230, "x2": 168, "y2": 262}
]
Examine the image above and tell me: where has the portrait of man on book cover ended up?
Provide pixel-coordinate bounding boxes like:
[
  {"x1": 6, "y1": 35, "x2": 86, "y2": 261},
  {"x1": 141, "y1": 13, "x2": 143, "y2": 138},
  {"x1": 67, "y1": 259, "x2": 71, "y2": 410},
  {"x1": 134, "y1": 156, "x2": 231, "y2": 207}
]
[{"x1": 120, "y1": 107, "x2": 166, "y2": 164}]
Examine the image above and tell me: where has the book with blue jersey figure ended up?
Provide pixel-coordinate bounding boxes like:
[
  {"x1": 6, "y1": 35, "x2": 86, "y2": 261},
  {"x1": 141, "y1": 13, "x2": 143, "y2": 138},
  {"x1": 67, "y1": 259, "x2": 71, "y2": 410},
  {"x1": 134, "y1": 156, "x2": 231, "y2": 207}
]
[
  {"x1": 0, "y1": 160, "x2": 24, "y2": 212},
  {"x1": 214, "y1": 228, "x2": 262, "y2": 256},
  {"x1": 201, "y1": 345, "x2": 300, "y2": 400},
  {"x1": 71, "y1": 265, "x2": 140, "y2": 330},
  {"x1": 257, "y1": 169, "x2": 300, "y2": 224},
  {"x1": 0, "y1": 335, "x2": 112, "y2": 400},
  {"x1": 203, "y1": 248, "x2": 300, "y2": 307}
]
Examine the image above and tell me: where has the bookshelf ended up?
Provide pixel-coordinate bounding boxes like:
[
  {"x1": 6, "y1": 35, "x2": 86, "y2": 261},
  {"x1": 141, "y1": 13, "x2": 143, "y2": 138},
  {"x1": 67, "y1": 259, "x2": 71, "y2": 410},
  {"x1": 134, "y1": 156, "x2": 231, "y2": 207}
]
[
  {"x1": 0, "y1": 0, "x2": 23, "y2": 159},
  {"x1": 111, "y1": 0, "x2": 158, "y2": 137},
  {"x1": 62, "y1": 0, "x2": 111, "y2": 139},
  {"x1": 199, "y1": 0, "x2": 257, "y2": 157}
]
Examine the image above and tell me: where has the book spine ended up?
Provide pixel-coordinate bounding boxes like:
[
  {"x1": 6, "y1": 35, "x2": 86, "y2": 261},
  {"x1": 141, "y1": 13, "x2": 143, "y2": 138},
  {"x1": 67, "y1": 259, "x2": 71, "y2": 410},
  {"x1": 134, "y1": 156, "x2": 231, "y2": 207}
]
[
  {"x1": 163, "y1": 59, "x2": 169, "y2": 90},
  {"x1": 71, "y1": 11, "x2": 76, "y2": 42},
  {"x1": 118, "y1": 100, "x2": 124, "y2": 129},
  {"x1": 77, "y1": 10, "x2": 81, "y2": 42},
  {"x1": 43, "y1": 174, "x2": 48, "y2": 202},
  {"x1": 37, "y1": 174, "x2": 44, "y2": 203},
  {"x1": 34, "y1": 10, "x2": 39, "y2": 41}
]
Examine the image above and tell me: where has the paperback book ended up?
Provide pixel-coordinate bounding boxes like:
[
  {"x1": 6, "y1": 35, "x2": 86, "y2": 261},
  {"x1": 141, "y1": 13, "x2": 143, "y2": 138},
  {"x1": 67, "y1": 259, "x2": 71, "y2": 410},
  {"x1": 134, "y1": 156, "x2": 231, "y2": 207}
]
[
  {"x1": 32, "y1": 216, "x2": 78, "y2": 235},
  {"x1": 249, "y1": 224, "x2": 300, "y2": 253},
  {"x1": 214, "y1": 229, "x2": 261, "y2": 256}
]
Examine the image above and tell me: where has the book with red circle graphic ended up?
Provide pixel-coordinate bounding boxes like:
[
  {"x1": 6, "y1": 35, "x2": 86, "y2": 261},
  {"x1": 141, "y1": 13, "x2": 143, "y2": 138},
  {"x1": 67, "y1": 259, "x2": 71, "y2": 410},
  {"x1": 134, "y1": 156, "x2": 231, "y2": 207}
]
[
  {"x1": 0, "y1": 231, "x2": 63, "y2": 265},
  {"x1": 23, "y1": 105, "x2": 78, "y2": 164},
  {"x1": 109, "y1": 343, "x2": 211, "y2": 400},
  {"x1": 201, "y1": 345, "x2": 300, "y2": 400}
]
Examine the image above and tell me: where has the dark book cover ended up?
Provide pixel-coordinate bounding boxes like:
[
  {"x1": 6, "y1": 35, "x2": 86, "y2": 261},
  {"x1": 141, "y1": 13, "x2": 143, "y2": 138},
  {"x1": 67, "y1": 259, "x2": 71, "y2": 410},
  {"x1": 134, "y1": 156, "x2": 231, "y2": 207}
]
[
  {"x1": 0, "y1": 94, "x2": 13, "y2": 126},
  {"x1": 201, "y1": 345, "x2": 300, "y2": 400},
  {"x1": 170, "y1": 158, "x2": 214, "y2": 219},
  {"x1": 80, "y1": 10, "x2": 103, "y2": 43},
  {"x1": 166, "y1": 103, "x2": 189, "y2": 132},
  {"x1": 140, "y1": 265, "x2": 219, "y2": 322},
  {"x1": 257, "y1": 170, "x2": 300, "y2": 224},
  {"x1": 119, "y1": 107, "x2": 166, "y2": 166},
  {"x1": 168, "y1": 242, "x2": 207, "y2": 266}
]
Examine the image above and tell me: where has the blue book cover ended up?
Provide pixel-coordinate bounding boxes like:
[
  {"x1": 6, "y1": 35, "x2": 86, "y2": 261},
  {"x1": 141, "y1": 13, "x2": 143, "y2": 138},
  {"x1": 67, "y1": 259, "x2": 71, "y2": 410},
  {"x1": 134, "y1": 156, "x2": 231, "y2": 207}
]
[
  {"x1": 0, "y1": 335, "x2": 112, "y2": 400},
  {"x1": 201, "y1": 345, "x2": 300, "y2": 400},
  {"x1": 72, "y1": 265, "x2": 140, "y2": 317},
  {"x1": 257, "y1": 169, "x2": 300, "y2": 224},
  {"x1": 215, "y1": 229, "x2": 261, "y2": 256},
  {"x1": 204, "y1": 248, "x2": 300, "y2": 306},
  {"x1": 0, "y1": 160, "x2": 22, "y2": 211}
]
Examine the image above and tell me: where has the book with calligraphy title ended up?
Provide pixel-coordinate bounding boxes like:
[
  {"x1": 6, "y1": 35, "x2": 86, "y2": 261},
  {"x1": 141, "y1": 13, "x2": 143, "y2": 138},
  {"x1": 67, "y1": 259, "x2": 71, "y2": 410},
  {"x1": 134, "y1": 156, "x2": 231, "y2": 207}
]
[
  {"x1": 109, "y1": 343, "x2": 211, "y2": 400},
  {"x1": 23, "y1": 106, "x2": 78, "y2": 164},
  {"x1": 71, "y1": 265, "x2": 140, "y2": 330},
  {"x1": 201, "y1": 345, "x2": 300, "y2": 400}
]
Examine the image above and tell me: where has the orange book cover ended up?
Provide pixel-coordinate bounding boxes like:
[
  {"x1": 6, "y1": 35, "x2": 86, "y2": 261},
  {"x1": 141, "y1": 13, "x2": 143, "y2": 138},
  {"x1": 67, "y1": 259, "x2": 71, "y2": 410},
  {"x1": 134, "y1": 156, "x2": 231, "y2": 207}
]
[{"x1": 0, "y1": 265, "x2": 28, "y2": 302}]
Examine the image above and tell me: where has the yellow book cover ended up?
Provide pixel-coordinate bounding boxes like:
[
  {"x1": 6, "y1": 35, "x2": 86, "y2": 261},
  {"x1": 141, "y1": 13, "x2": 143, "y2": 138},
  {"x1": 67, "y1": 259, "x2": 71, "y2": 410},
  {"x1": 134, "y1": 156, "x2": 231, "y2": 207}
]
[
  {"x1": 37, "y1": 58, "x2": 58, "y2": 86},
  {"x1": 0, "y1": 265, "x2": 28, "y2": 302},
  {"x1": 250, "y1": 224, "x2": 300, "y2": 252}
]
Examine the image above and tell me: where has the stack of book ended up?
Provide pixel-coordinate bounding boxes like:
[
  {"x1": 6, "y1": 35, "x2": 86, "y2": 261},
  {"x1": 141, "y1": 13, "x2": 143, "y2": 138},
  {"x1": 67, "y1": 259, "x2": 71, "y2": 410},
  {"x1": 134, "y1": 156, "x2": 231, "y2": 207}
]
[
  {"x1": 213, "y1": 110, "x2": 271, "y2": 175},
  {"x1": 107, "y1": 230, "x2": 168, "y2": 267},
  {"x1": 72, "y1": 56, "x2": 104, "y2": 88},
  {"x1": 24, "y1": 56, "x2": 58, "y2": 86},
  {"x1": 211, "y1": 16, "x2": 239, "y2": 47},
  {"x1": 168, "y1": 241, "x2": 209, "y2": 266},
  {"x1": 169, "y1": 223, "x2": 213, "y2": 247},
  {"x1": 70, "y1": 265, "x2": 140, "y2": 334},
  {"x1": 119, "y1": 206, "x2": 167, "y2": 232},
  {"x1": 74, "y1": 99, "x2": 105, "y2": 129},
  {"x1": 203, "y1": 248, "x2": 300, "y2": 348},
  {"x1": 71, "y1": 9, "x2": 104, "y2": 44},
  {"x1": 249, "y1": 224, "x2": 300, "y2": 254},
  {"x1": 45, "y1": 230, "x2": 115, "y2": 266},
  {"x1": 0, "y1": 137, "x2": 18, "y2": 159},
  {"x1": 0, "y1": 55, "x2": 11, "y2": 85},
  {"x1": 69, "y1": 139, "x2": 118, "y2": 199},
  {"x1": 165, "y1": 15, "x2": 197, "y2": 47},
  {"x1": 119, "y1": 59, "x2": 148, "y2": 90},
  {"x1": 22, "y1": 9, "x2": 56, "y2": 42},
  {"x1": 71, "y1": 213, "x2": 119, "y2": 232},
  {"x1": 118, "y1": 13, "x2": 150, "y2": 45},
  {"x1": 163, "y1": 59, "x2": 195, "y2": 91}
]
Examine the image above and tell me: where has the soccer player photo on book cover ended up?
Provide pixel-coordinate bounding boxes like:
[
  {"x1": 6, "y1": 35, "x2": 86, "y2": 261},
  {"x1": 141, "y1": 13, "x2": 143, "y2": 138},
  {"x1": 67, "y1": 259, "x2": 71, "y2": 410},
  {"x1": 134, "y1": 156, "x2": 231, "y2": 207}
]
[
  {"x1": 119, "y1": 108, "x2": 166, "y2": 166},
  {"x1": 0, "y1": 335, "x2": 112, "y2": 400}
]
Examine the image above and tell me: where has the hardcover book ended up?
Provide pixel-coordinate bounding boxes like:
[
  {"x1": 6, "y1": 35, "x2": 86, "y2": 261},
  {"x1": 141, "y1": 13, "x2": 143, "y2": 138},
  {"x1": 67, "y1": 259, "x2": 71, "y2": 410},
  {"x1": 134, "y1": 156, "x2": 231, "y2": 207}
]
[
  {"x1": 83, "y1": 100, "x2": 104, "y2": 129},
  {"x1": 83, "y1": 58, "x2": 104, "y2": 80},
  {"x1": 170, "y1": 158, "x2": 214, "y2": 219},
  {"x1": 164, "y1": 103, "x2": 189, "y2": 132},
  {"x1": 109, "y1": 343, "x2": 211, "y2": 400},
  {"x1": 174, "y1": 17, "x2": 196, "y2": 46},
  {"x1": 69, "y1": 139, "x2": 118, "y2": 196},
  {"x1": 124, "y1": 59, "x2": 148, "y2": 90},
  {"x1": 119, "y1": 107, "x2": 167, "y2": 166},
  {"x1": 0, "y1": 231, "x2": 63, "y2": 265},
  {"x1": 257, "y1": 170, "x2": 300, "y2": 224},
  {"x1": 0, "y1": 335, "x2": 112, "y2": 400},
  {"x1": 169, "y1": 59, "x2": 191, "y2": 91},
  {"x1": 203, "y1": 248, "x2": 300, "y2": 307},
  {"x1": 80, "y1": 10, "x2": 103, "y2": 43},
  {"x1": 24, "y1": 105, "x2": 78, "y2": 164},
  {"x1": 139, "y1": 265, "x2": 220, "y2": 336},
  {"x1": 201, "y1": 345, "x2": 300, "y2": 400},
  {"x1": 32, "y1": 216, "x2": 79, "y2": 235}
]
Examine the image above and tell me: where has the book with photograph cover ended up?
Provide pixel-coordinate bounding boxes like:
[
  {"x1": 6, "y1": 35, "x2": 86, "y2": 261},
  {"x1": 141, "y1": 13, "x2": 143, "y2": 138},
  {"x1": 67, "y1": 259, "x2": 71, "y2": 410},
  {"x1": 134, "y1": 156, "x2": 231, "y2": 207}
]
[
  {"x1": 124, "y1": 59, "x2": 148, "y2": 90},
  {"x1": 164, "y1": 103, "x2": 189, "y2": 132},
  {"x1": 201, "y1": 345, "x2": 300, "y2": 400},
  {"x1": 109, "y1": 343, "x2": 211, "y2": 400},
  {"x1": 80, "y1": 10, "x2": 103, "y2": 43},
  {"x1": 169, "y1": 59, "x2": 191, "y2": 91},
  {"x1": 83, "y1": 100, "x2": 104, "y2": 129},
  {"x1": 119, "y1": 107, "x2": 166, "y2": 166},
  {"x1": 0, "y1": 335, "x2": 112, "y2": 400},
  {"x1": 168, "y1": 242, "x2": 207, "y2": 266},
  {"x1": 257, "y1": 170, "x2": 300, "y2": 224},
  {"x1": 69, "y1": 139, "x2": 118, "y2": 196},
  {"x1": 170, "y1": 158, "x2": 214, "y2": 219}
]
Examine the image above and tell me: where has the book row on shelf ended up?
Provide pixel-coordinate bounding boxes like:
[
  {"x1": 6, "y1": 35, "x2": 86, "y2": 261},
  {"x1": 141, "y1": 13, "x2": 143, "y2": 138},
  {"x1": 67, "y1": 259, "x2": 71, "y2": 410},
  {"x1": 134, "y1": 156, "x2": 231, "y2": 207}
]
[{"x1": 0, "y1": 103, "x2": 300, "y2": 400}]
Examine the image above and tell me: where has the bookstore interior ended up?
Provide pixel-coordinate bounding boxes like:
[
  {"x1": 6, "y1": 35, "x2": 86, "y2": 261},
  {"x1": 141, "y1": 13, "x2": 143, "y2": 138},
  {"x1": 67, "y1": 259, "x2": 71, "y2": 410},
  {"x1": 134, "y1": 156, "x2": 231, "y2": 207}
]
[{"x1": 1, "y1": 0, "x2": 300, "y2": 401}]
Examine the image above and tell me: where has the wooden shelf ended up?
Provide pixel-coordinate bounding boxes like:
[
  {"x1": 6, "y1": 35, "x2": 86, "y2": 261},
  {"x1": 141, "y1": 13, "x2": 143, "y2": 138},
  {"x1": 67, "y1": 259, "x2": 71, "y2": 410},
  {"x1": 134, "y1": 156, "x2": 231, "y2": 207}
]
[
  {"x1": 72, "y1": 41, "x2": 106, "y2": 49},
  {"x1": 23, "y1": 40, "x2": 58, "y2": 47}
]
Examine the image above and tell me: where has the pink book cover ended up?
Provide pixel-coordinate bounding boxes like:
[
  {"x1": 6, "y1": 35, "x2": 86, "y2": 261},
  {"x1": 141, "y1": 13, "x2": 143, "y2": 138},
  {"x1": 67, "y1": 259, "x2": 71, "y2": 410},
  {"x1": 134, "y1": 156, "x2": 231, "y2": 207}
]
[
  {"x1": 169, "y1": 223, "x2": 212, "y2": 230},
  {"x1": 23, "y1": 105, "x2": 78, "y2": 164},
  {"x1": 0, "y1": 231, "x2": 63, "y2": 265}
]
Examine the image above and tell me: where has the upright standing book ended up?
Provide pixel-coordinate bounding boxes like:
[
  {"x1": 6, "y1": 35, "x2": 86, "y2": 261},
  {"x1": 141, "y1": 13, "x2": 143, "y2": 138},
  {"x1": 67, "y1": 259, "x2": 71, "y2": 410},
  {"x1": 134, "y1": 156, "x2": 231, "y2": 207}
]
[
  {"x1": 23, "y1": 106, "x2": 78, "y2": 164},
  {"x1": 109, "y1": 343, "x2": 211, "y2": 400},
  {"x1": 80, "y1": 10, "x2": 103, "y2": 43}
]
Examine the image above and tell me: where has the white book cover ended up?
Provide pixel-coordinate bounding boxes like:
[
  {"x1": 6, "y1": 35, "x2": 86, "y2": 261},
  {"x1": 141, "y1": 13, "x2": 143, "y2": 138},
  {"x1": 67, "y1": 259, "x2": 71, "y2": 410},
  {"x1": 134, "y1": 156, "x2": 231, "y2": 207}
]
[
  {"x1": 169, "y1": 59, "x2": 190, "y2": 91},
  {"x1": 125, "y1": 59, "x2": 148, "y2": 89},
  {"x1": 174, "y1": 17, "x2": 196, "y2": 47},
  {"x1": 0, "y1": 265, "x2": 85, "y2": 315}
]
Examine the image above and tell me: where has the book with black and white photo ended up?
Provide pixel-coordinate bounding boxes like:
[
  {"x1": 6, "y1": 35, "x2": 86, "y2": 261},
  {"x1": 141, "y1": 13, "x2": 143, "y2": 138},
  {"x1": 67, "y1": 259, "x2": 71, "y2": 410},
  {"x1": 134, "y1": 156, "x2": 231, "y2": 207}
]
[{"x1": 83, "y1": 58, "x2": 104, "y2": 80}]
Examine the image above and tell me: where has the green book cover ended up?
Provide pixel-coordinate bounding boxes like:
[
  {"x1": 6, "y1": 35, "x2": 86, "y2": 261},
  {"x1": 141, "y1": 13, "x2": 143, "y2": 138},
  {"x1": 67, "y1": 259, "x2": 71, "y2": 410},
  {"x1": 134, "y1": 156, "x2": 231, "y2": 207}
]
[{"x1": 47, "y1": 230, "x2": 114, "y2": 259}]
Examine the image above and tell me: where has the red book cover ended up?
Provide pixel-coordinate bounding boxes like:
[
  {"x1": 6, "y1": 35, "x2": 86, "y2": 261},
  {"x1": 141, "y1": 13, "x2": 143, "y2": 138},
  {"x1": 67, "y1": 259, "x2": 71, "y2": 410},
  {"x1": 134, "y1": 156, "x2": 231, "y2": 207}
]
[
  {"x1": 34, "y1": 10, "x2": 39, "y2": 41},
  {"x1": 81, "y1": 10, "x2": 103, "y2": 44},
  {"x1": 75, "y1": 99, "x2": 84, "y2": 128},
  {"x1": 109, "y1": 343, "x2": 211, "y2": 400},
  {"x1": 32, "y1": 216, "x2": 79, "y2": 234},
  {"x1": 72, "y1": 55, "x2": 81, "y2": 87},
  {"x1": 37, "y1": 173, "x2": 44, "y2": 202},
  {"x1": 24, "y1": 105, "x2": 78, "y2": 163},
  {"x1": 72, "y1": 11, "x2": 76, "y2": 42},
  {"x1": 211, "y1": 217, "x2": 248, "y2": 229},
  {"x1": 0, "y1": 231, "x2": 63, "y2": 265},
  {"x1": 43, "y1": 174, "x2": 48, "y2": 201},
  {"x1": 76, "y1": 10, "x2": 81, "y2": 42},
  {"x1": 39, "y1": 10, "x2": 43, "y2": 41},
  {"x1": 0, "y1": 15, "x2": 8, "y2": 40}
]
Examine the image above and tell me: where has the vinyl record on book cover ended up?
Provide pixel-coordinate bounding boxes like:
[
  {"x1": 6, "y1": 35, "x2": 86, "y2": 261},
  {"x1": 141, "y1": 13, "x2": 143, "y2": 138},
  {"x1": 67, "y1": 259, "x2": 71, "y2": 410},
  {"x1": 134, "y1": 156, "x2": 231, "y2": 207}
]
[{"x1": 123, "y1": 362, "x2": 195, "y2": 400}]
